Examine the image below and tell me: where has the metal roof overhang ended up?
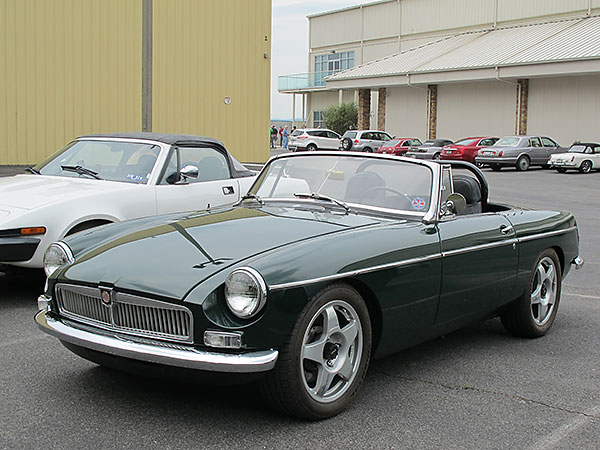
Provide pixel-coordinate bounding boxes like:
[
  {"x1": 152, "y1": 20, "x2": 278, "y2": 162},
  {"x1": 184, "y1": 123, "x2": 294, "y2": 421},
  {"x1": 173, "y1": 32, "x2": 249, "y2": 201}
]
[
  {"x1": 325, "y1": 59, "x2": 600, "y2": 89},
  {"x1": 322, "y1": 15, "x2": 600, "y2": 90}
]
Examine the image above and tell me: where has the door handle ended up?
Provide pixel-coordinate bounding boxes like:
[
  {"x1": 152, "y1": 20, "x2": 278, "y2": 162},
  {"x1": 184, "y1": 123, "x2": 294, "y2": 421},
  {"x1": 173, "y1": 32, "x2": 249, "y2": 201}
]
[
  {"x1": 222, "y1": 186, "x2": 235, "y2": 195},
  {"x1": 499, "y1": 224, "x2": 514, "y2": 234}
]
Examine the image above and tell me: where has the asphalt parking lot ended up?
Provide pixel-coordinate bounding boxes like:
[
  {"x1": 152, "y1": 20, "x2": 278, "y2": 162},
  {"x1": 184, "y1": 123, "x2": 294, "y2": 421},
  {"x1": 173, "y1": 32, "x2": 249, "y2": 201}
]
[{"x1": 1, "y1": 162, "x2": 598, "y2": 449}]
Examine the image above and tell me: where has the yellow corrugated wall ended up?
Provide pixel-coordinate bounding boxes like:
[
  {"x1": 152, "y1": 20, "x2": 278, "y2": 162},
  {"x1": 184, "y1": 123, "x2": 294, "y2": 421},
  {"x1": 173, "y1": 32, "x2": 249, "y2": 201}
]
[
  {"x1": 0, "y1": 0, "x2": 142, "y2": 165},
  {"x1": 152, "y1": 0, "x2": 271, "y2": 163}
]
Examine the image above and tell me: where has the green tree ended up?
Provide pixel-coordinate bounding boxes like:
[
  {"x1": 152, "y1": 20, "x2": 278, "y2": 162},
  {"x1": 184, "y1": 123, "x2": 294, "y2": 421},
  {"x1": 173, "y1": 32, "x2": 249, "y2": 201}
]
[{"x1": 323, "y1": 103, "x2": 357, "y2": 135}]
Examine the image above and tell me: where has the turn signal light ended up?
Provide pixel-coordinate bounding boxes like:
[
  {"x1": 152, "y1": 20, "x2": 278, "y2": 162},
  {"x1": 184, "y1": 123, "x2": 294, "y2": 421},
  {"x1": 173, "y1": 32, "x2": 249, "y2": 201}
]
[{"x1": 21, "y1": 227, "x2": 46, "y2": 236}]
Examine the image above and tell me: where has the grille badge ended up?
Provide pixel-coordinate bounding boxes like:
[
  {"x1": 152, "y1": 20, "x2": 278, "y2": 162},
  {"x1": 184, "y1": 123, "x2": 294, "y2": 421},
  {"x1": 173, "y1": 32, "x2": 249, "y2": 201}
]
[{"x1": 100, "y1": 290, "x2": 112, "y2": 306}]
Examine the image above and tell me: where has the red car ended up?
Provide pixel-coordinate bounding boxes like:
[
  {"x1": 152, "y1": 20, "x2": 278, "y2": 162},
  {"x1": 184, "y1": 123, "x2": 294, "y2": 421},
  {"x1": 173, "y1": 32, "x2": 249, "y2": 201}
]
[
  {"x1": 440, "y1": 137, "x2": 499, "y2": 165},
  {"x1": 377, "y1": 138, "x2": 422, "y2": 156}
]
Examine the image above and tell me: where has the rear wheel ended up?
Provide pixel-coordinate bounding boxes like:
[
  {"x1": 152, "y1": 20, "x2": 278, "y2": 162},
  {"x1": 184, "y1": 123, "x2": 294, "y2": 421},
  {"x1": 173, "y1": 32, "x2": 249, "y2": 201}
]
[
  {"x1": 490, "y1": 164, "x2": 502, "y2": 171},
  {"x1": 432, "y1": 153, "x2": 440, "y2": 160},
  {"x1": 306, "y1": 144, "x2": 317, "y2": 152},
  {"x1": 516, "y1": 156, "x2": 530, "y2": 171},
  {"x1": 261, "y1": 283, "x2": 372, "y2": 420},
  {"x1": 363, "y1": 147, "x2": 373, "y2": 153},
  {"x1": 579, "y1": 160, "x2": 592, "y2": 174},
  {"x1": 501, "y1": 249, "x2": 561, "y2": 338}
]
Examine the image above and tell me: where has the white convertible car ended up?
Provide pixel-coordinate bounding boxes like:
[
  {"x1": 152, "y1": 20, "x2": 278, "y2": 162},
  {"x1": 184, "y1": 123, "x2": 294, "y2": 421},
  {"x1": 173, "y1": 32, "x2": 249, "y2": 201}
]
[
  {"x1": 0, "y1": 133, "x2": 257, "y2": 270},
  {"x1": 548, "y1": 142, "x2": 600, "y2": 174}
]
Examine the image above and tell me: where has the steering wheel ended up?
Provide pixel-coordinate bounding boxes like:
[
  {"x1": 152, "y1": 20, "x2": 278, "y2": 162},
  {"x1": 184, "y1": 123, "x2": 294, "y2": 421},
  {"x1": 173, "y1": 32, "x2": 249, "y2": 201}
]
[{"x1": 358, "y1": 186, "x2": 414, "y2": 210}]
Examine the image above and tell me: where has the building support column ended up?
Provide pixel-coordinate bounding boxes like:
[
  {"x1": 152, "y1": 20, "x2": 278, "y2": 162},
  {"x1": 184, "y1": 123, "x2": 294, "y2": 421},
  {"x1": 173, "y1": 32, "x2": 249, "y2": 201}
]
[
  {"x1": 358, "y1": 89, "x2": 370, "y2": 130},
  {"x1": 427, "y1": 84, "x2": 437, "y2": 139},
  {"x1": 302, "y1": 94, "x2": 306, "y2": 126},
  {"x1": 516, "y1": 79, "x2": 528, "y2": 135},
  {"x1": 377, "y1": 88, "x2": 386, "y2": 131},
  {"x1": 338, "y1": 89, "x2": 343, "y2": 105},
  {"x1": 292, "y1": 94, "x2": 296, "y2": 127}
]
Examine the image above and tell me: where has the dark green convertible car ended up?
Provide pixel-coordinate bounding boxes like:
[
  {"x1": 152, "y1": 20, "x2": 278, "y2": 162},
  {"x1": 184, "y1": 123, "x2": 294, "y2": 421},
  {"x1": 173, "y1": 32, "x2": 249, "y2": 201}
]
[{"x1": 36, "y1": 152, "x2": 583, "y2": 420}]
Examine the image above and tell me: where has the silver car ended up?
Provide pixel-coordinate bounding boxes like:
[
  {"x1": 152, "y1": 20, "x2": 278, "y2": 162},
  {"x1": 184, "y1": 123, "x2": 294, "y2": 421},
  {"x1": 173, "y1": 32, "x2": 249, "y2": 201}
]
[
  {"x1": 475, "y1": 135, "x2": 565, "y2": 171},
  {"x1": 339, "y1": 130, "x2": 393, "y2": 152},
  {"x1": 405, "y1": 139, "x2": 454, "y2": 160},
  {"x1": 289, "y1": 128, "x2": 341, "y2": 152}
]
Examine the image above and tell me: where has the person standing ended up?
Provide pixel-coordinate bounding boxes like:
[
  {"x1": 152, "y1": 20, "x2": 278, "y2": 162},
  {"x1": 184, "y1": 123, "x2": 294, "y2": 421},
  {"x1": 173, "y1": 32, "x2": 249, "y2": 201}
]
[
  {"x1": 270, "y1": 125, "x2": 277, "y2": 148},
  {"x1": 282, "y1": 126, "x2": 289, "y2": 150},
  {"x1": 279, "y1": 127, "x2": 284, "y2": 147}
]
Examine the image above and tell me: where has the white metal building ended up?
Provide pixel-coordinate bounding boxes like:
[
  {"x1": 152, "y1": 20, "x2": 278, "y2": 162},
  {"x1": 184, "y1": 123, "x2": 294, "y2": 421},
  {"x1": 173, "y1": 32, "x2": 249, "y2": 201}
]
[{"x1": 278, "y1": 0, "x2": 600, "y2": 146}]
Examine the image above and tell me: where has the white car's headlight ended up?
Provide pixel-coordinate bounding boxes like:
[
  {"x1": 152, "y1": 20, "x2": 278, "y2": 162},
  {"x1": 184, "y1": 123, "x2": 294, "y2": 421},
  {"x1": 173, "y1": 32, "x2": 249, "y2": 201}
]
[
  {"x1": 224, "y1": 267, "x2": 267, "y2": 318},
  {"x1": 43, "y1": 242, "x2": 75, "y2": 277}
]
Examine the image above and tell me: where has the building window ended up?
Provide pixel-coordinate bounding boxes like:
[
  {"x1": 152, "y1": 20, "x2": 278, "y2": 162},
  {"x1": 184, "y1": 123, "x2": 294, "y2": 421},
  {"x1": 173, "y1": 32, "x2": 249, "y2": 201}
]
[
  {"x1": 314, "y1": 51, "x2": 354, "y2": 86},
  {"x1": 313, "y1": 111, "x2": 324, "y2": 128}
]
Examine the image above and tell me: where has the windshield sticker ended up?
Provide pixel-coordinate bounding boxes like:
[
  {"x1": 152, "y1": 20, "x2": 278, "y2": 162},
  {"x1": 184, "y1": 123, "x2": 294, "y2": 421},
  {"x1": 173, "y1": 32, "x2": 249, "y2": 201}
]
[
  {"x1": 126, "y1": 174, "x2": 144, "y2": 182},
  {"x1": 412, "y1": 197, "x2": 426, "y2": 210}
]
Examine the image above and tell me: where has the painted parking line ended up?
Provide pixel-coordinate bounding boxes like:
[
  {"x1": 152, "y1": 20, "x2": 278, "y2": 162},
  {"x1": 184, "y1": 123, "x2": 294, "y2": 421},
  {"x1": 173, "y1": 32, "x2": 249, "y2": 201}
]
[{"x1": 528, "y1": 404, "x2": 600, "y2": 450}]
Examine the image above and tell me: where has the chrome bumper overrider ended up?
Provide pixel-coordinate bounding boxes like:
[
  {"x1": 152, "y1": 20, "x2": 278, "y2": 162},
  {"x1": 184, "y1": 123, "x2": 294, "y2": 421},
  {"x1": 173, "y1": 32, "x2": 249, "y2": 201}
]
[
  {"x1": 571, "y1": 256, "x2": 584, "y2": 270},
  {"x1": 35, "y1": 310, "x2": 278, "y2": 373}
]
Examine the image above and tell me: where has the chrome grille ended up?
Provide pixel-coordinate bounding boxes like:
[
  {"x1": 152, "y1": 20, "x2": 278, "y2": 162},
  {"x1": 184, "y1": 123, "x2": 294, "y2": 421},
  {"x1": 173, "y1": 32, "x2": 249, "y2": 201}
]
[{"x1": 55, "y1": 283, "x2": 193, "y2": 343}]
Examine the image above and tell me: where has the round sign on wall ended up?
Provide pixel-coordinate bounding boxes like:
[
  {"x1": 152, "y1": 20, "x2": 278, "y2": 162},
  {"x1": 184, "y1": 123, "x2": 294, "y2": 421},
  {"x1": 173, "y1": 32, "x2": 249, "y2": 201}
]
[{"x1": 224, "y1": 97, "x2": 231, "y2": 105}]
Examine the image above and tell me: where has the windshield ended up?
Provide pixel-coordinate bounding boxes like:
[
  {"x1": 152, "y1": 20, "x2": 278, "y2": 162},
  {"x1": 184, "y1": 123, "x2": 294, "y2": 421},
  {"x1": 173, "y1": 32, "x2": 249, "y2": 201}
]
[
  {"x1": 34, "y1": 140, "x2": 161, "y2": 184},
  {"x1": 454, "y1": 138, "x2": 478, "y2": 146},
  {"x1": 568, "y1": 145, "x2": 588, "y2": 153},
  {"x1": 494, "y1": 137, "x2": 521, "y2": 147},
  {"x1": 250, "y1": 155, "x2": 433, "y2": 215}
]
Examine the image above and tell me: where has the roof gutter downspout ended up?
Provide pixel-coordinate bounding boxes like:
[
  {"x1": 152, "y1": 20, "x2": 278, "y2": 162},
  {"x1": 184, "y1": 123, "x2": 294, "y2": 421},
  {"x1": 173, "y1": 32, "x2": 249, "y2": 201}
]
[
  {"x1": 495, "y1": 67, "x2": 522, "y2": 135},
  {"x1": 588, "y1": 0, "x2": 592, "y2": 16}
]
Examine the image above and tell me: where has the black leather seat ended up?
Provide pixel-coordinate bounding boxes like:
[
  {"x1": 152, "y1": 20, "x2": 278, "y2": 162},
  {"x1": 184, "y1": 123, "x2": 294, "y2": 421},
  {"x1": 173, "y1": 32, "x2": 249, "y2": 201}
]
[{"x1": 452, "y1": 174, "x2": 482, "y2": 214}]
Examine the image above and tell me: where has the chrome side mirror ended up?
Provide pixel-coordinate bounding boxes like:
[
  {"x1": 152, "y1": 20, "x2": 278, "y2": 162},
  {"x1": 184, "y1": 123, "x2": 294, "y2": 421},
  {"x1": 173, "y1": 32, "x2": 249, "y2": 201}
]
[
  {"x1": 179, "y1": 164, "x2": 199, "y2": 181},
  {"x1": 443, "y1": 193, "x2": 467, "y2": 216}
]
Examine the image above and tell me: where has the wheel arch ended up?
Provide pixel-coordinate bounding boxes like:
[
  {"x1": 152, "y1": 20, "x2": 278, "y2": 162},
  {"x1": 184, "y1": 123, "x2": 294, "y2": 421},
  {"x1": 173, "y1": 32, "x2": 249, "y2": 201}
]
[{"x1": 550, "y1": 245, "x2": 565, "y2": 278}]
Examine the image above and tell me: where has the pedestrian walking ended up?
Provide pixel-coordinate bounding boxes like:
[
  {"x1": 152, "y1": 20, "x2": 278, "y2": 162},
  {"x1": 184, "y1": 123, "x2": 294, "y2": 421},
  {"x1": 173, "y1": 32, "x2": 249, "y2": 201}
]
[{"x1": 270, "y1": 125, "x2": 277, "y2": 148}]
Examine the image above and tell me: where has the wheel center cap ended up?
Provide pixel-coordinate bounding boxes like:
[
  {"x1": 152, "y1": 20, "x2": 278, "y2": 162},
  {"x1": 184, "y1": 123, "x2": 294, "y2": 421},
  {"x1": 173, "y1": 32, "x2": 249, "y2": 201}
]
[{"x1": 324, "y1": 342, "x2": 340, "y2": 362}]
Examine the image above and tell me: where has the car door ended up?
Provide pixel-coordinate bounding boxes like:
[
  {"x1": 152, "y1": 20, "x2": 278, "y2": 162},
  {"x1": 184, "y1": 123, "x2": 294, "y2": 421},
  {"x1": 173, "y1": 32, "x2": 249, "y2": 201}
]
[
  {"x1": 593, "y1": 145, "x2": 600, "y2": 168},
  {"x1": 527, "y1": 137, "x2": 544, "y2": 164},
  {"x1": 435, "y1": 167, "x2": 518, "y2": 325},
  {"x1": 155, "y1": 145, "x2": 240, "y2": 214}
]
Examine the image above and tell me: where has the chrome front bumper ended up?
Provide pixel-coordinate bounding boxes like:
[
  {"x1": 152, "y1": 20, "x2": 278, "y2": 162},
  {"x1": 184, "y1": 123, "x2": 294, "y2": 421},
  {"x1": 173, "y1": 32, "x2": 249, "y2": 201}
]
[
  {"x1": 35, "y1": 310, "x2": 278, "y2": 373},
  {"x1": 571, "y1": 256, "x2": 584, "y2": 270}
]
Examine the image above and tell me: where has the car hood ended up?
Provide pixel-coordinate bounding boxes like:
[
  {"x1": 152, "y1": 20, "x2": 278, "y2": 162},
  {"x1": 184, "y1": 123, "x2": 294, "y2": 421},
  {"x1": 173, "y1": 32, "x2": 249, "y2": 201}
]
[
  {"x1": 59, "y1": 206, "x2": 383, "y2": 299},
  {"x1": 0, "y1": 174, "x2": 136, "y2": 210}
]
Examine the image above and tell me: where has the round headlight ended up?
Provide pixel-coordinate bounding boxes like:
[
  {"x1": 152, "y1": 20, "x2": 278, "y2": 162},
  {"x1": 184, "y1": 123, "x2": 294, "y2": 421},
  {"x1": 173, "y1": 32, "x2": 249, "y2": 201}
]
[
  {"x1": 43, "y1": 242, "x2": 75, "y2": 277},
  {"x1": 224, "y1": 267, "x2": 267, "y2": 318}
]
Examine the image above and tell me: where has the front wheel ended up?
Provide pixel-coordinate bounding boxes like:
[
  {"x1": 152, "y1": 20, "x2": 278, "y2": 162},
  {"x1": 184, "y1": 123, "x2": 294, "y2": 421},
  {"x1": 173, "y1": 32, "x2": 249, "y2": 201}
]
[
  {"x1": 261, "y1": 283, "x2": 372, "y2": 420},
  {"x1": 363, "y1": 147, "x2": 373, "y2": 153},
  {"x1": 500, "y1": 249, "x2": 561, "y2": 338}
]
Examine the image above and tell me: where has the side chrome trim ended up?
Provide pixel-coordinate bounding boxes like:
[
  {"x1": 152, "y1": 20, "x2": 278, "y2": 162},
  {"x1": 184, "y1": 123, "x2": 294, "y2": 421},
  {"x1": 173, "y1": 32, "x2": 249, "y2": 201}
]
[
  {"x1": 517, "y1": 226, "x2": 577, "y2": 243},
  {"x1": 442, "y1": 238, "x2": 518, "y2": 258},
  {"x1": 35, "y1": 311, "x2": 278, "y2": 373},
  {"x1": 269, "y1": 253, "x2": 442, "y2": 290}
]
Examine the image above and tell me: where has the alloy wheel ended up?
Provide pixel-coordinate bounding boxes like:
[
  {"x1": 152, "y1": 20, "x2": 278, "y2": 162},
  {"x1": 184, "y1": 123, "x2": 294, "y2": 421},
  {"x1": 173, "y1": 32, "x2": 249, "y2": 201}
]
[
  {"x1": 300, "y1": 300, "x2": 363, "y2": 403},
  {"x1": 530, "y1": 256, "x2": 557, "y2": 326}
]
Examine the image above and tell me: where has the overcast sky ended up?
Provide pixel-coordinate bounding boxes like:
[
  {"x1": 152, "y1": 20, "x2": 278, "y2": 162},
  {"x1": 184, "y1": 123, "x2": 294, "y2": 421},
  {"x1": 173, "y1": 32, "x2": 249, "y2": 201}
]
[{"x1": 270, "y1": 0, "x2": 361, "y2": 120}]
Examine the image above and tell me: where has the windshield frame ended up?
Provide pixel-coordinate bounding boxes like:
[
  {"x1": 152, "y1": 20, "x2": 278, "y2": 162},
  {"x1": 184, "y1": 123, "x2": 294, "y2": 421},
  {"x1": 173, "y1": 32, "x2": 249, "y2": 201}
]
[{"x1": 245, "y1": 152, "x2": 441, "y2": 222}]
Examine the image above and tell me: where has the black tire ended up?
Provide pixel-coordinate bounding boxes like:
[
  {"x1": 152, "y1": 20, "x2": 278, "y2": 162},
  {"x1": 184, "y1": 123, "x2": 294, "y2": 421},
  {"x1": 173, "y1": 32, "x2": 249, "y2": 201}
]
[
  {"x1": 516, "y1": 155, "x2": 530, "y2": 171},
  {"x1": 490, "y1": 164, "x2": 502, "y2": 171},
  {"x1": 306, "y1": 144, "x2": 317, "y2": 152},
  {"x1": 432, "y1": 153, "x2": 440, "y2": 160},
  {"x1": 500, "y1": 249, "x2": 562, "y2": 338},
  {"x1": 260, "y1": 283, "x2": 372, "y2": 420},
  {"x1": 363, "y1": 147, "x2": 373, "y2": 153},
  {"x1": 579, "y1": 160, "x2": 592, "y2": 174},
  {"x1": 341, "y1": 138, "x2": 353, "y2": 151},
  {"x1": 556, "y1": 168, "x2": 567, "y2": 173}
]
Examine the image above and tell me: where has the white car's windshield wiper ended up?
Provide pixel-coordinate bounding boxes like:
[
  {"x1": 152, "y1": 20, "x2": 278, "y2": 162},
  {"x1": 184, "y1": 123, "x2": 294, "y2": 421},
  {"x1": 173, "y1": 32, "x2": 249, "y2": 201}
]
[
  {"x1": 25, "y1": 167, "x2": 40, "y2": 174},
  {"x1": 240, "y1": 193, "x2": 264, "y2": 205},
  {"x1": 294, "y1": 192, "x2": 350, "y2": 213},
  {"x1": 60, "y1": 165, "x2": 102, "y2": 180}
]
